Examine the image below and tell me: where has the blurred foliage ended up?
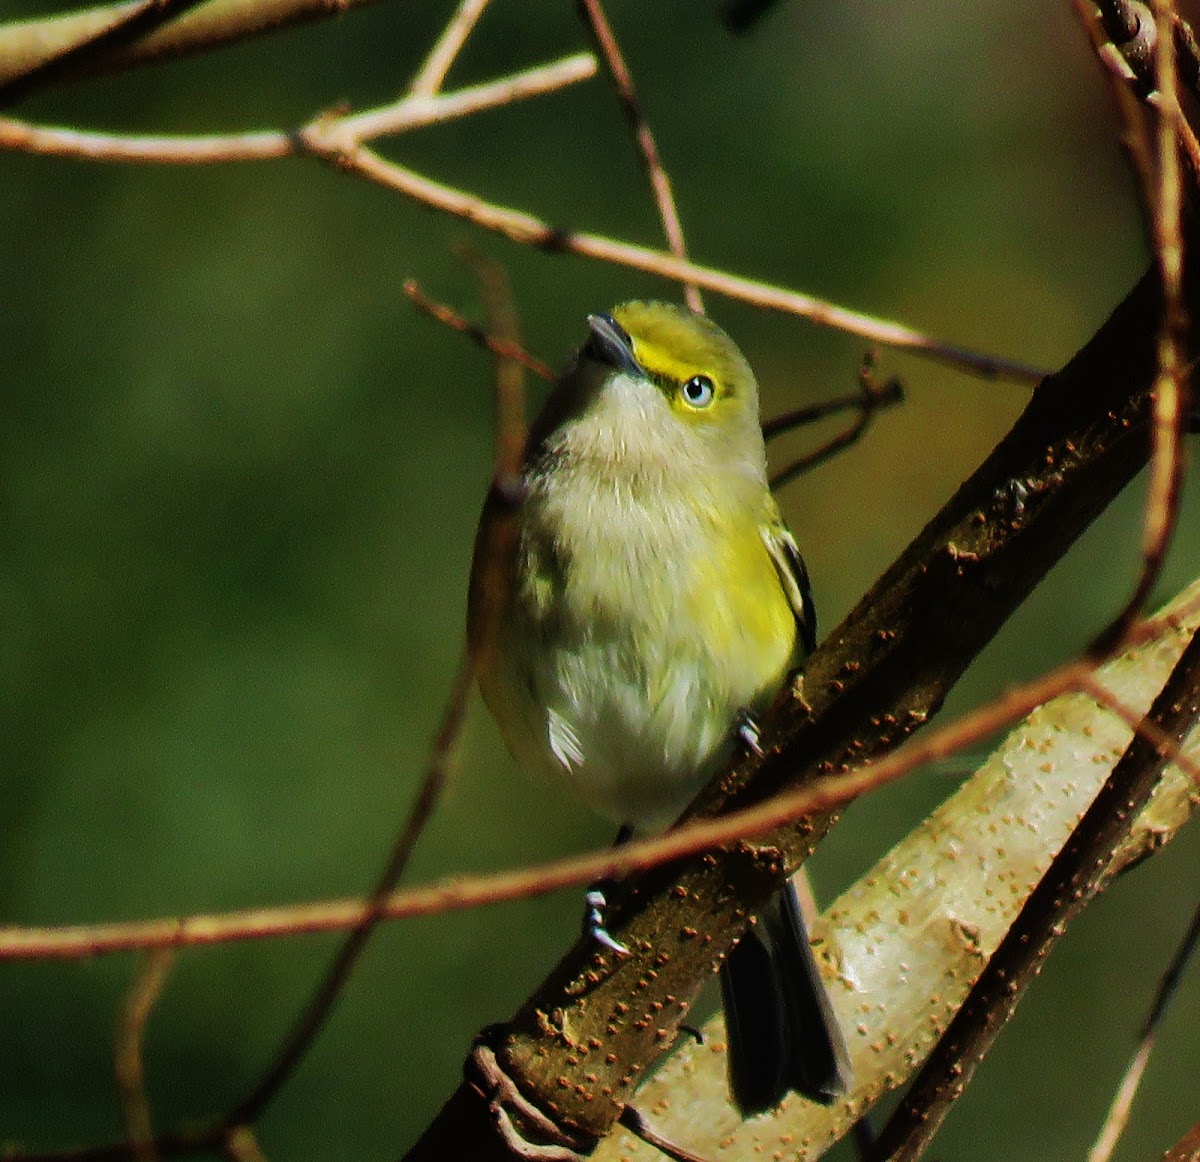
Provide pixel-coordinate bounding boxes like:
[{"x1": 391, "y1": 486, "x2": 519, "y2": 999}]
[{"x1": 0, "y1": 1, "x2": 1197, "y2": 1159}]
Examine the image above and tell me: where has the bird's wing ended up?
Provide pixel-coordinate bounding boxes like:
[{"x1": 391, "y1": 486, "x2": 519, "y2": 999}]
[{"x1": 761, "y1": 521, "x2": 817, "y2": 655}]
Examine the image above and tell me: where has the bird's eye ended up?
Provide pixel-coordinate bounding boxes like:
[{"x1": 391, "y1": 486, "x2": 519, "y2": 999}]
[{"x1": 681, "y1": 374, "x2": 716, "y2": 408}]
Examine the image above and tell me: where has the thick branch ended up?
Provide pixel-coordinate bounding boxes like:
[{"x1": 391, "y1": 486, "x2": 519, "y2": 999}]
[{"x1": 0, "y1": 0, "x2": 398, "y2": 94}]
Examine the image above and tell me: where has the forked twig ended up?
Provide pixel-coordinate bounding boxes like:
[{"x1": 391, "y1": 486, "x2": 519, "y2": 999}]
[
  {"x1": 0, "y1": 52, "x2": 598, "y2": 162},
  {"x1": 408, "y1": 0, "x2": 490, "y2": 98},
  {"x1": 114, "y1": 950, "x2": 175, "y2": 1162},
  {"x1": 768, "y1": 354, "x2": 904, "y2": 488}
]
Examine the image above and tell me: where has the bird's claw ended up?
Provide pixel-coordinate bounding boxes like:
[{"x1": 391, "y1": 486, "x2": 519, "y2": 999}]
[
  {"x1": 583, "y1": 888, "x2": 629, "y2": 955},
  {"x1": 735, "y1": 709, "x2": 765, "y2": 757}
]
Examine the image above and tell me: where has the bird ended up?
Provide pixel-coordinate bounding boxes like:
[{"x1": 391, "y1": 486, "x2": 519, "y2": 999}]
[{"x1": 468, "y1": 300, "x2": 851, "y2": 1115}]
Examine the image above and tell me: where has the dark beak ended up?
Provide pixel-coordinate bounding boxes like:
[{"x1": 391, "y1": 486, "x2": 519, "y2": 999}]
[{"x1": 584, "y1": 313, "x2": 642, "y2": 375}]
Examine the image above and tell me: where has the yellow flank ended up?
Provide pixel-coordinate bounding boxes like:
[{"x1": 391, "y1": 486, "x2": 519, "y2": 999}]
[
  {"x1": 687, "y1": 517, "x2": 795, "y2": 687},
  {"x1": 471, "y1": 301, "x2": 812, "y2": 828}
]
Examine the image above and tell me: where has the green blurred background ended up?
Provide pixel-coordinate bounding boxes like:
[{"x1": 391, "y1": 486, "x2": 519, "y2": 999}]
[{"x1": 1, "y1": 1, "x2": 1198, "y2": 1158}]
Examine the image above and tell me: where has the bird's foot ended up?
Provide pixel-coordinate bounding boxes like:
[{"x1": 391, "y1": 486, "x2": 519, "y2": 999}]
[
  {"x1": 735, "y1": 708, "x2": 765, "y2": 757},
  {"x1": 582, "y1": 886, "x2": 628, "y2": 955}
]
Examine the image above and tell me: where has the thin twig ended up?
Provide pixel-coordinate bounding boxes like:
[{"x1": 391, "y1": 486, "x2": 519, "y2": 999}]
[
  {"x1": 1074, "y1": 0, "x2": 1159, "y2": 200},
  {"x1": 1091, "y1": 0, "x2": 1200, "y2": 179},
  {"x1": 1085, "y1": 893, "x2": 1200, "y2": 1162},
  {"x1": 1140, "y1": 895, "x2": 1200, "y2": 1037},
  {"x1": 1088, "y1": 1040, "x2": 1156, "y2": 1162},
  {"x1": 222, "y1": 253, "x2": 530, "y2": 1128},
  {"x1": 761, "y1": 370, "x2": 902, "y2": 441},
  {"x1": 301, "y1": 138, "x2": 1046, "y2": 382},
  {"x1": 866, "y1": 626, "x2": 1200, "y2": 1162},
  {"x1": 462, "y1": 249, "x2": 529, "y2": 677},
  {"x1": 403, "y1": 279, "x2": 555, "y2": 381},
  {"x1": 0, "y1": 89, "x2": 1038, "y2": 383},
  {"x1": 461, "y1": 249, "x2": 529, "y2": 487},
  {"x1": 338, "y1": 52, "x2": 597, "y2": 144},
  {"x1": 1139, "y1": 0, "x2": 1190, "y2": 616},
  {"x1": 768, "y1": 356, "x2": 904, "y2": 488},
  {"x1": 114, "y1": 949, "x2": 175, "y2": 1162},
  {"x1": 6, "y1": 598, "x2": 1200, "y2": 966},
  {"x1": 0, "y1": 119, "x2": 1035, "y2": 384},
  {"x1": 0, "y1": 52, "x2": 598, "y2": 162},
  {"x1": 1095, "y1": 1, "x2": 1200, "y2": 120},
  {"x1": 408, "y1": 0, "x2": 490, "y2": 98},
  {"x1": 576, "y1": 0, "x2": 702, "y2": 312},
  {"x1": 1096, "y1": 0, "x2": 1192, "y2": 653}
]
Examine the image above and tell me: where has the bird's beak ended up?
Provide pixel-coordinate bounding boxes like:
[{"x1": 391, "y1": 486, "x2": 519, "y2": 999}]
[{"x1": 584, "y1": 313, "x2": 643, "y2": 376}]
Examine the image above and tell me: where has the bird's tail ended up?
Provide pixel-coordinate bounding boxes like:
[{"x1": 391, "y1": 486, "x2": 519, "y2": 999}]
[{"x1": 719, "y1": 874, "x2": 852, "y2": 1116}]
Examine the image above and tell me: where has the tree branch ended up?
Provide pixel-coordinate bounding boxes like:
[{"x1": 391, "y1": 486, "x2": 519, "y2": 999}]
[{"x1": 0, "y1": 0, "x2": 398, "y2": 94}]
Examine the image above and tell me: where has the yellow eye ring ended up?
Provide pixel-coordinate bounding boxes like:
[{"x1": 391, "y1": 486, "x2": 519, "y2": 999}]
[{"x1": 681, "y1": 374, "x2": 716, "y2": 408}]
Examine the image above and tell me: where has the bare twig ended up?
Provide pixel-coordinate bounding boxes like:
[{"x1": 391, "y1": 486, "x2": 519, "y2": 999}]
[
  {"x1": 226, "y1": 247, "x2": 535, "y2": 1125},
  {"x1": 1137, "y1": 0, "x2": 1190, "y2": 612},
  {"x1": 1088, "y1": 896, "x2": 1200, "y2": 1162},
  {"x1": 0, "y1": 52, "x2": 598, "y2": 163},
  {"x1": 336, "y1": 52, "x2": 597, "y2": 145},
  {"x1": 300, "y1": 139, "x2": 1046, "y2": 382},
  {"x1": 404, "y1": 279, "x2": 555, "y2": 381},
  {"x1": 768, "y1": 355, "x2": 904, "y2": 488},
  {"x1": 6, "y1": 595, "x2": 1200, "y2": 967},
  {"x1": 408, "y1": 0, "x2": 490, "y2": 98},
  {"x1": 1089, "y1": 1040, "x2": 1156, "y2": 1162},
  {"x1": 1075, "y1": 0, "x2": 1159, "y2": 199},
  {"x1": 0, "y1": 111, "x2": 1032, "y2": 382},
  {"x1": 463, "y1": 251, "x2": 529, "y2": 681},
  {"x1": 223, "y1": 253, "x2": 531, "y2": 1128},
  {"x1": 1140, "y1": 895, "x2": 1200, "y2": 1040},
  {"x1": 1089, "y1": 897, "x2": 1200, "y2": 1162},
  {"x1": 576, "y1": 0, "x2": 702, "y2": 312},
  {"x1": 866, "y1": 625, "x2": 1200, "y2": 1162},
  {"x1": 1096, "y1": 0, "x2": 1200, "y2": 110},
  {"x1": 1094, "y1": 0, "x2": 1192, "y2": 653},
  {"x1": 114, "y1": 950, "x2": 175, "y2": 1162}
]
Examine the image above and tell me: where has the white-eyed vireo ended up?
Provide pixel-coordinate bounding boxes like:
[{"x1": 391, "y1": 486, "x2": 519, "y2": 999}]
[{"x1": 469, "y1": 301, "x2": 850, "y2": 1115}]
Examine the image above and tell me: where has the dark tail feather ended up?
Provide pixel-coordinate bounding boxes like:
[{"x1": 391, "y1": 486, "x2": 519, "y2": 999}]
[{"x1": 719, "y1": 876, "x2": 852, "y2": 1116}]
